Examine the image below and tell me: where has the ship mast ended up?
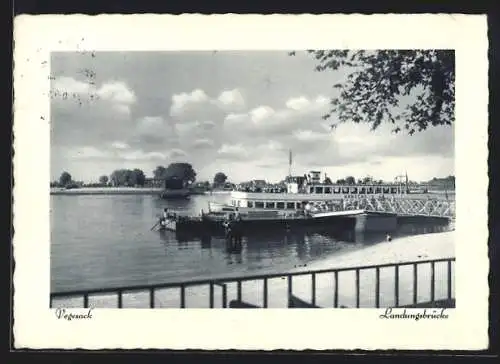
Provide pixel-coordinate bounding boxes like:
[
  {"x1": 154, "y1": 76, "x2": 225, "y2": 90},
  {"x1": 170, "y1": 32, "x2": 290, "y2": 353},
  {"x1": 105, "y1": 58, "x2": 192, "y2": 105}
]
[{"x1": 288, "y1": 149, "x2": 292, "y2": 177}]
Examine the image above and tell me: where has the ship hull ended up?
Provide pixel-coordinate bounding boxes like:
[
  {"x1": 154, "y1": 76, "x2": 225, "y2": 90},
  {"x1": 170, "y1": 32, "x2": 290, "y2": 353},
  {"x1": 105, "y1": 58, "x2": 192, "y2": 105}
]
[{"x1": 160, "y1": 211, "x2": 360, "y2": 236}]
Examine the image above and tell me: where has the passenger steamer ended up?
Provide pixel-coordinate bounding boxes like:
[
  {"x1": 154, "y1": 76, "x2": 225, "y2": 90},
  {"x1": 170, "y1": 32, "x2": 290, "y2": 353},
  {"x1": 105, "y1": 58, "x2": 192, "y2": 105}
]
[
  {"x1": 157, "y1": 171, "x2": 415, "y2": 235},
  {"x1": 207, "y1": 171, "x2": 411, "y2": 216}
]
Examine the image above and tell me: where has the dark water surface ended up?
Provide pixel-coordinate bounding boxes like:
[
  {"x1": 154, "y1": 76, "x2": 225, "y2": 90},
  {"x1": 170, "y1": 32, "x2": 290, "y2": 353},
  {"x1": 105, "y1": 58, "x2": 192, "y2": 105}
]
[{"x1": 50, "y1": 193, "x2": 446, "y2": 293}]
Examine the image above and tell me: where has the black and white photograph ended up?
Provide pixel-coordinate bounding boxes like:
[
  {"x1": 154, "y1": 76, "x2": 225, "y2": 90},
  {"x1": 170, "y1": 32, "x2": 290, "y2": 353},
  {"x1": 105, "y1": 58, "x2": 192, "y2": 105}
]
[
  {"x1": 48, "y1": 49, "x2": 457, "y2": 310},
  {"x1": 13, "y1": 15, "x2": 488, "y2": 350}
]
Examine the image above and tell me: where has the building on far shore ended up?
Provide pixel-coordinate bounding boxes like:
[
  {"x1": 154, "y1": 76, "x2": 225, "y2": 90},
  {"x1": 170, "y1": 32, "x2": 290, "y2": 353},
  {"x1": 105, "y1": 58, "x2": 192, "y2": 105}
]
[{"x1": 143, "y1": 178, "x2": 165, "y2": 188}]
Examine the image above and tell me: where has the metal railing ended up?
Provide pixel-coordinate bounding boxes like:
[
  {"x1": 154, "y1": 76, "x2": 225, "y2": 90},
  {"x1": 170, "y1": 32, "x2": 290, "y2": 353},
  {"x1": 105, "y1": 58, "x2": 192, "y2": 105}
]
[{"x1": 50, "y1": 257, "x2": 455, "y2": 309}]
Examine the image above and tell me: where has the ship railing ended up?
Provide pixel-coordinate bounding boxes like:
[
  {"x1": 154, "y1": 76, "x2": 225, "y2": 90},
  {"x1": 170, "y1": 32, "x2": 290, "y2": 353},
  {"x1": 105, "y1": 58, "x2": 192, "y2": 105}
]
[{"x1": 50, "y1": 257, "x2": 455, "y2": 309}]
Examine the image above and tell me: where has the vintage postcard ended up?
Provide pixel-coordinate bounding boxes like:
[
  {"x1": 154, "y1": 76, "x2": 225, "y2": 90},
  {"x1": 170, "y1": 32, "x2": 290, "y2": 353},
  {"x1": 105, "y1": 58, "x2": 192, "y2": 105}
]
[{"x1": 13, "y1": 14, "x2": 489, "y2": 350}]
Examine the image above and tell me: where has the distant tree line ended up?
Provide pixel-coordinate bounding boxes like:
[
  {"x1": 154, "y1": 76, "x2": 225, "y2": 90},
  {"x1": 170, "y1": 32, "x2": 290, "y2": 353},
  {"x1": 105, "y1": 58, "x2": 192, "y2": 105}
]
[{"x1": 51, "y1": 167, "x2": 454, "y2": 191}]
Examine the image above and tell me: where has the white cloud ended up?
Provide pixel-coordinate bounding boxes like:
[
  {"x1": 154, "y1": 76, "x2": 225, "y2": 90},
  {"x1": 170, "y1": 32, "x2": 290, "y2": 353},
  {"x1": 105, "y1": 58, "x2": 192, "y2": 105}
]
[
  {"x1": 52, "y1": 77, "x2": 136, "y2": 107},
  {"x1": 250, "y1": 106, "x2": 275, "y2": 123},
  {"x1": 216, "y1": 144, "x2": 248, "y2": 160},
  {"x1": 224, "y1": 113, "x2": 248, "y2": 125},
  {"x1": 286, "y1": 96, "x2": 311, "y2": 111},
  {"x1": 136, "y1": 116, "x2": 167, "y2": 136},
  {"x1": 293, "y1": 129, "x2": 331, "y2": 142},
  {"x1": 68, "y1": 146, "x2": 110, "y2": 159},
  {"x1": 96, "y1": 82, "x2": 136, "y2": 104},
  {"x1": 170, "y1": 89, "x2": 209, "y2": 117},
  {"x1": 53, "y1": 77, "x2": 91, "y2": 94},
  {"x1": 217, "y1": 89, "x2": 246, "y2": 110},
  {"x1": 111, "y1": 141, "x2": 130, "y2": 150},
  {"x1": 168, "y1": 148, "x2": 188, "y2": 158},
  {"x1": 121, "y1": 150, "x2": 167, "y2": 161},
  {"x1": 192, "y1": 139, "x2": 215, "y2": 149}
]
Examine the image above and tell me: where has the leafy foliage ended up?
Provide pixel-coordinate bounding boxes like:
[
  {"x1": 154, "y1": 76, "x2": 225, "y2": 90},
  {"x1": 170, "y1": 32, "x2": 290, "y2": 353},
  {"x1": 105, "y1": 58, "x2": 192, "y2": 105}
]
[
  {"x1": 59, "y1": 171, "x2": 72, "y2": 186},
  {"x1": 291, "y1": 50, "x2": 455, "y2": 135},
  {"x1": 110, "y1": 169, "x2": 146, "y2": 187},
  {"x1": 153, "y1": 166, "x2": 168, "y2": 179},
  {"x1": 164, "y1": 163, "x2": 197, "y2": 185},
  {"x1": 344, "y1": 176, "x2": 356, "y2": 185},
  {"x1": 213, "y1": 172, "x2": 228, "y2": 186},
  {"x1": 98, "y1": 175, "x2": 109, "y2": 185}
]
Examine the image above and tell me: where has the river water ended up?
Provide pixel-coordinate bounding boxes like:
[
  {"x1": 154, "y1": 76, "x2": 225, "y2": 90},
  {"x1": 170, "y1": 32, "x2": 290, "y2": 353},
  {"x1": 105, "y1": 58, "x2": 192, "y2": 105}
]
[{"x1": 50, "y1": 193, "x2": 449, "y2": 296}]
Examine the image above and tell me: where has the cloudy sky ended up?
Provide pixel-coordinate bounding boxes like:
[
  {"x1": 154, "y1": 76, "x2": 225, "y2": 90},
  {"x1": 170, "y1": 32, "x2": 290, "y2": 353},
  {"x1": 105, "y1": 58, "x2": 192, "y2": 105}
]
[{"x1": 50, "y1": 51, "x2": 454, "y2": 183}]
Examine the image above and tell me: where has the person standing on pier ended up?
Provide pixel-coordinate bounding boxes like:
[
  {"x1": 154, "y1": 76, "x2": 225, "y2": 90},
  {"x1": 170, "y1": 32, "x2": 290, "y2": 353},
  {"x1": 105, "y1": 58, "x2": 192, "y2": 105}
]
[
  {"x1": 234, "y1": 207, "x2": 242, "y2": 222},
  {"x1": 159, "y1": 208, "x2": 169, "y2": 227},
  {"x1": 304, "y1": 201, "x2": 312, "y2": 217}
]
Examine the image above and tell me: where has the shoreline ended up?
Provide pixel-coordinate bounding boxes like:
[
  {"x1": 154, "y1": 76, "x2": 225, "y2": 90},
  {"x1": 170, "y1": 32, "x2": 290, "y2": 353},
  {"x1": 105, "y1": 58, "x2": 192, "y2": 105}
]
[
  {"x1": 50, "y1": 187, "x2": 228, "y2": 196},
  {"x1": 51, "y1": 187, "x2": 164, "y2": 195}
]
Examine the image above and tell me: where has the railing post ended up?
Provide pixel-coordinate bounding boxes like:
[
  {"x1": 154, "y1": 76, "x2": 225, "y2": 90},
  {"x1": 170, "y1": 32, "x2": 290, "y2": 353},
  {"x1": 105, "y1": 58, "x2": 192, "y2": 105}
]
[
  {"x1": 222, "y1": 284, "x2": 227, "y2": 308},
  {"x1": 447, "y1": 260, "x2": 452, "y2": 300},
  {"x1": 334, "y1": 271, "x2": 338, "y2": 308},
  {"x1": 117, "y1": 290, "x2": 123, "y2": 308},
  {"x1": 413, "y1": 263, "x2": 418, "y2": 305},
  {"x1": 83, "y1": 294, "x2": 89, "y2": 309},
  {"x1": 355, "y1": 269, "x2": 360, "y2": 308},
  {"x1": 430, "y1": 261, "x2": 435, "y2": 303},
  {"x1": 311, "y1": 273, "x2": 316, "y2": 306},
  {"x1": 287, "y1": 275, "x2": 292, "y2": 307},
  {"x1": 394, "y1": 265, "x2": 399, "y2": 307},
  {"x1": 237, "y1": 281, "x2": 242, "y2": 301},
  {"x1": 263, "y1": 278, "x2": 268, "y2": 308},
  {"x1": 375, "y1": 267, "x2": 380, "y2": 308},
  {"x1": 180, "y1": 285, "x2": 185, "y2": 308},
  {"x1": 209, "y1": 283, "x2": 214, "y2": 308},
  {"x1": 150, "y1": 288, "x2": 155, "y2": 308}
]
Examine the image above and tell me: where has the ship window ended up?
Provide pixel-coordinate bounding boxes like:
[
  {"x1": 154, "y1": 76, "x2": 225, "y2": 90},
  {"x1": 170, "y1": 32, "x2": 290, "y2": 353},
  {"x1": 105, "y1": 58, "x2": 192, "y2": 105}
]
[
  {"x1": 286, "y1": 202, "x2": 295, "y2": 209},
  {"x1": 276, "y1": 202, "x2": 285, "y2": 209},
  {"x1": 247, "y1": 201, "x2": 253, "y2": 208},
  {"x1": 391, "y1": 187, "x2": 397, "y2": 194},
  {"x1": 315, "y1": 187, "x2": 323, "y2": 194},
  {"x1": 265, "y1": 202, "x2": 275, "y2": 209},
  {"x1": 309, "y1": 187, "x2": 314, "y2": 194},
  {"x1": 375, "y1": 187, "x2": 381, "y2": 194},
  {"x1": 350, "y1": 187, "x2": 358, "y2": 193},
  {"x1": 367, "y1": 187, "x2": 373, "y2": 194},
  {"x1": 237, "y1": 200, "x2": 241, "y2": 207},
  {"x1": 360, "y1": 187, "x2": 366, "y2": 194},
  {"x1": 324, "y1": 187, "x2": 332, "y2": 194},
  {"x1": 334, "y1": 187, "x2": 340, "y2": 194},
  {"x1": 342, "y1": 187, "x2": 349, "y2": 194},
  {"x1": 383, "y1": 187, "x2": 390, "y2": 193},
  {"x1": 255, "y1": 201, "x2": 264, "y2": 208}
]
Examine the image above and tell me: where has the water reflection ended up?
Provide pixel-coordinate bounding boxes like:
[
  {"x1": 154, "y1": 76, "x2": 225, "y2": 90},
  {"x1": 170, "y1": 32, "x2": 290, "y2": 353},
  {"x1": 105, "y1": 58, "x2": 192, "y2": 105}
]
[{"x1": 51, "y1": 194, "x2": 453, "y2": 293}]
